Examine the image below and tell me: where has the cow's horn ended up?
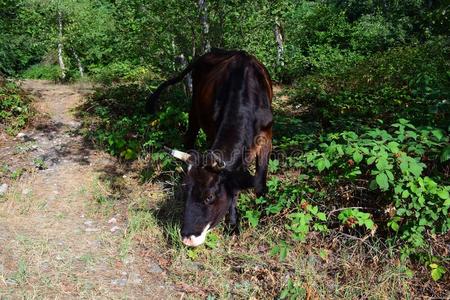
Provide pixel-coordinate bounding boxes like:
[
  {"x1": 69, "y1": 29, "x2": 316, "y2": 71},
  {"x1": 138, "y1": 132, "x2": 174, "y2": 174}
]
[{"x1": 164, "y1": 146, "x2": 191, "y2": 162}]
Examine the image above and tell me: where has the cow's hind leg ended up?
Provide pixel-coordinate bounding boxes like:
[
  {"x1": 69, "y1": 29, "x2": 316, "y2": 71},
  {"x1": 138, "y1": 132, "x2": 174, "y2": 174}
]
[{"x1": 255, "y1": 131, "x2": 272, "y2": 197}]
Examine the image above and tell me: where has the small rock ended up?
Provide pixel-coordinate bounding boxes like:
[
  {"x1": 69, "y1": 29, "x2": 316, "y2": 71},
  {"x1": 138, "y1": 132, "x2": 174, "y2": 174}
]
[
  {"x1": 40, "y1": 261, "x2": 50, "y2": 271},
  {"x1": 5, "y1": 278, "x2": 17, "y2": 286},
  {"x1": 22, "y1": 188, "x2": 31, "y2": 195},
  {"x1": 123, "y1": 257, "x2": 134, "y2": 265},
  {"x1": 16, "y1": 132, "x2": 26, "y2": 139},
  {"x1": 108, "y1": 217, "x2": 117, "y2": 224},
  {"x1": 111, "y1": 278, "x2": 127, "y2": 286},
  {"x1": 121, "y1": 271, "x2": 127, "y2": 276},
  {"x1": 110, "y1": 226, "x2": 120, "y2": 233},
  {"x1": 129, "y1": 272, "x2": 142, "y2": 285},
  {"x1": 0, "y1": 183, "x2": 8, "y2": 195},
  {"x1": 148, "y1": 262, "x2": 163, "y2": 274},
  {"x1": 84, "y1": 220, "x2": 94, "y2": 226}
]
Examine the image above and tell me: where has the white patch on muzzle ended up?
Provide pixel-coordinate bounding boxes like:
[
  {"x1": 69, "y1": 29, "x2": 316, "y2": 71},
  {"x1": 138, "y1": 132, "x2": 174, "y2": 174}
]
[{"x1": 182, "y1": 224, "x2": 210, "y2": 247}]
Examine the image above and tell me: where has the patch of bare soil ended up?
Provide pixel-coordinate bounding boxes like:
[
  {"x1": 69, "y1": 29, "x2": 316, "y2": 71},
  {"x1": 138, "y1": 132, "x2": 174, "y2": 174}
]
[{"x1": 0, "y1": 80, "x2": 177, "y2": 298}]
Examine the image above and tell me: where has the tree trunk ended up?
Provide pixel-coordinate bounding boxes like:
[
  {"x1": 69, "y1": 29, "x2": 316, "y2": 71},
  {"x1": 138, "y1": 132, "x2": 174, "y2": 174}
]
[
  {"x1": 177, "y1": 53, "x2": 193, "y2": 97},
  {"x1": 72, "y1": 50, "x2": 84, "y2": 77},
  {"x1": 198, "y1": 0, "x2": 211, "y2": 54},
  {"x1": 274, "y1": 17, "x2": 284, "y2": 66},
  {"x1": 57, "y1": 11, "x2": 66, "y2": 80}
]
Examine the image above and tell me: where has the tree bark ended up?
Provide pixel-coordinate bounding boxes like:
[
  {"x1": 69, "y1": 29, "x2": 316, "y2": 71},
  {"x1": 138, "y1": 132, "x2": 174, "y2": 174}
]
[
  {"x1": 274, "y1": 17, "x2": 284, "y2": 66},
  {"x1": 57, "y1": 11, "x2": 66, "y2": 80},
  {"x1": 177, "y1": 53, "x2": 193, "y2": 97},
  {"x1": 72, "y1": 49, "x2": 84, "y2": 77},
  {"x1": 198, "y1": 0, "x2": 211, "y2": 54}
]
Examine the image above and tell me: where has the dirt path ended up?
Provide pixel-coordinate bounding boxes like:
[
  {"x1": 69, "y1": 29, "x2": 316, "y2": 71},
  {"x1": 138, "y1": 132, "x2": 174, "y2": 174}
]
[{"x1": 0, "y1": 80, "x2": 176, "y2": 299}]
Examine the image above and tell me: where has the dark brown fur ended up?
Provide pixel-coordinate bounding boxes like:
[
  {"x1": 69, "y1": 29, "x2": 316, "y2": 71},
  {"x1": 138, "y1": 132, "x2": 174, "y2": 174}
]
[{"x1": 146, "y1": 49, "x2": 273, "y2": 240}]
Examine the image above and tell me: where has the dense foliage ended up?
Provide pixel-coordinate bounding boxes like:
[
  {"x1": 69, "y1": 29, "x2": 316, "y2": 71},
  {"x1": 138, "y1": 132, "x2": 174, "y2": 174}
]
[
  {"x1": 0, "y1": 78, "x2": 33, "y2": 135},
  {"x1": 1, "y1": 0, "x2": 449, "y2": 294}
]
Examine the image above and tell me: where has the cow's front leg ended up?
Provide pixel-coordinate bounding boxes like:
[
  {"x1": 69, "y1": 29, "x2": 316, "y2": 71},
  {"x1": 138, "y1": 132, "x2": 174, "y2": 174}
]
[{"x1": 226, "y1": 190, "x2": 240, "y2": 234}]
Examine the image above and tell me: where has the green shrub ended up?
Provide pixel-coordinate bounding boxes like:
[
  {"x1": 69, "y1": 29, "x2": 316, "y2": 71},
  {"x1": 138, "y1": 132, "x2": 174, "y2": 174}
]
[
  {"x1": 80, "y1": 83, "x2": 189, "y2": 174},
  {"x1": 21, "y1": 64, "x2": 61, "y2": 81},
  {"x1": 266, "y1": 119, "x2": 449, "y2": 258},
  {"x1": 293, "y1": 38, "x2": 450, "y2": 126},
  {"x1": 90, "y1": 62, "x2": 161, "y2": 85},
  {"x1": 0, "y1": 80, "x2": 33, "y2": 135}
]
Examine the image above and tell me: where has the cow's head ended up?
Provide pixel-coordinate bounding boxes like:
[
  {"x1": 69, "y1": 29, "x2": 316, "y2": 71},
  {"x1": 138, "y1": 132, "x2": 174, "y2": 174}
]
[{"x1": 166, "y1": 147, "x2": 232, "y2": 247}]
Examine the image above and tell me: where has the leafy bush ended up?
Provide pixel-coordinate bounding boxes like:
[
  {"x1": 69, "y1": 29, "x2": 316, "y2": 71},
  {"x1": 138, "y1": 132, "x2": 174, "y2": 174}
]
[
  {"x1": 80, "y1": 83, "x2": 189, "y2": 177},
  {"x1": 0, "y1": 80, "x2": 33, "y2": 135},
  {"x1": 21, "y1": 64, "x2": 62, "y2": 81},
  {"x1": 244, "y1": 118, "x2": 449, "y2": 262},
  {"x1": 90, "y1": 62, "x2": 162, "y2": 85},
  {"x1": 293, "y1": 38, "x2": 450, "y2": 126}
]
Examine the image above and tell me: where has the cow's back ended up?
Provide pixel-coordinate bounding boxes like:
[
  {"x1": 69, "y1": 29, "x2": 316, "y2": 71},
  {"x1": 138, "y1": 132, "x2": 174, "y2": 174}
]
[{"x1": 191, "y1": 49, "x2": 272, "y2": 142}]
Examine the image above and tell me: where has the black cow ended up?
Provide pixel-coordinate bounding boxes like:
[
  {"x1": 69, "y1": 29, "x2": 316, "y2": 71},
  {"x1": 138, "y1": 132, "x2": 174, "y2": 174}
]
[{"x1": 147, "y1": 49, "x2": 273, "y2": 246}]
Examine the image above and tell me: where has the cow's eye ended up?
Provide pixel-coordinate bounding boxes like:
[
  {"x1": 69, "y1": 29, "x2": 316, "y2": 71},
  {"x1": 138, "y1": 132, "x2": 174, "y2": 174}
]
[{"x1": 204, "y1": 194, "x2": 215, "y2": 204}]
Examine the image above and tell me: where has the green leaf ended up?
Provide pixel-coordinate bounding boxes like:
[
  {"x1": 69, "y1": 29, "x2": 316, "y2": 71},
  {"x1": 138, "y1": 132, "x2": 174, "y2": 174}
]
[
  {"x1": 409, "y1": 161, "x2": 423, "y2": 177},
  {"x1": 376, "y1": 157, "x2": 392, "y2": 171},
  {"x1": 437, "y1": 189, "x2": 449, "y2": 200},
  {"x1": 352, "y1": 151, "x2": 363, "y2": 164},
  {"x1": 316, "y1": 212, "x2": 327, "y2": 221},
  {"x1": 431, "y1": 129, "x2": 444, "y2": 141},
  {"x1": 363, "y1": 219, "x2": 374, "y2": 229},
  {"x1": 387, "y1": 141, "x2": 400, "y2": 153},
  {"x1": 376, "y1": 173, "x2": 389, "y2": 191},
  {"x1": 367, "y1": 156, "x2": 376, "y2": 165},
  {"x1": 385, "y1": 170, "x2": 394, "y2": 181},
  {"x1": 440, "y1": 146, "x2": 450, "y2": 162},
  {"x1": 430, "y1": 264, "x2": 446, "y2": 281},
  {"x1": 317, "y1": 159, "x2": 326, "y2": 172},
  {"x1": 279, "y1": 244, "x2": 288, "y2": 261},
  {"x1": 245, "y1": 210, "x2": 260, "y2": 228},
  {"x1": 390, "y1": 221, "x2": 399, "y2": 231}
]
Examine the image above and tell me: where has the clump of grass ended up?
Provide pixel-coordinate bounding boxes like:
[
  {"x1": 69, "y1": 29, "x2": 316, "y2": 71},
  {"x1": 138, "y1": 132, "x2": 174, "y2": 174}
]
[
  {"x1": 86, "y1": 178, "x2": 118, "y2": 217},
  {"x1": 11, "y1": 258, "x2": 29, "y2": 285}
]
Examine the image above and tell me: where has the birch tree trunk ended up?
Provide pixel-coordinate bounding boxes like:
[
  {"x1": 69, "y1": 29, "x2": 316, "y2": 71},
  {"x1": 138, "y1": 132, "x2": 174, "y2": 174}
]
[
  {"x1": 177, "y1": 53, "x2": 193, "y2": 97},
  {"x1": 57, "y1": 11, "x2": 66, "y2": 80},
  {"x1": 274, "y1": 17, "x2": 284, "y2": 66},
  {"x1": 72, "y1": 49, "x2": 84, "y2": 77},
  {"x1": 198, "y1": 0, "x2": 211, "y2": 54}
]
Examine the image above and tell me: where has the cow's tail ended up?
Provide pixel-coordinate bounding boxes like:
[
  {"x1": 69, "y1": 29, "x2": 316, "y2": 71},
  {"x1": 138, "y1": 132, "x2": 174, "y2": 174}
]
[{"x1": 146, "y1": 60, "x2": 197, "y2": 113}]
